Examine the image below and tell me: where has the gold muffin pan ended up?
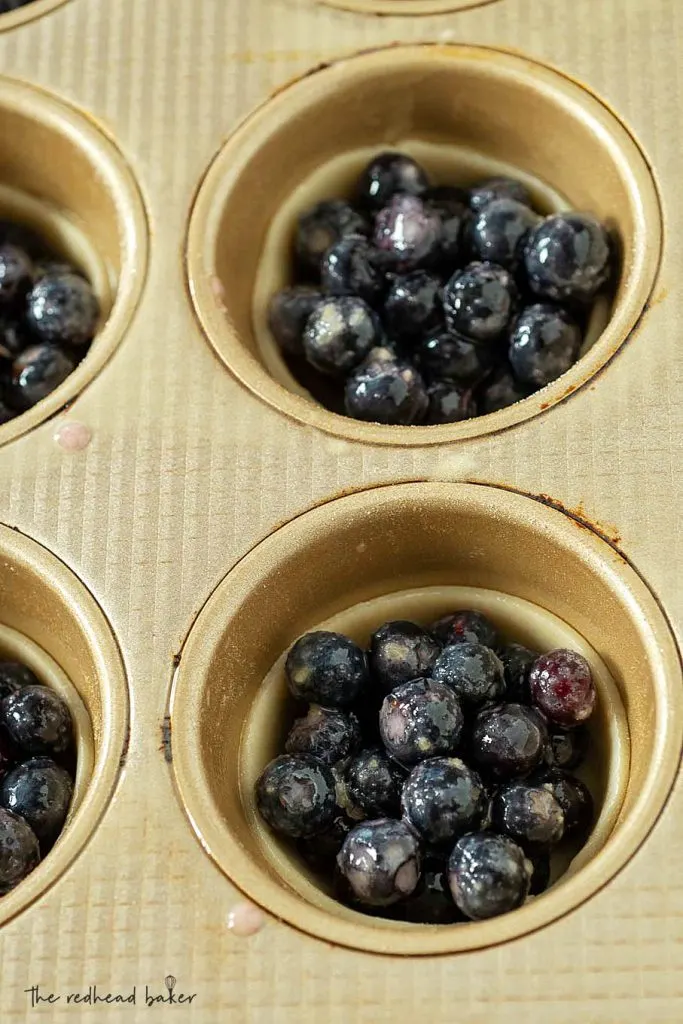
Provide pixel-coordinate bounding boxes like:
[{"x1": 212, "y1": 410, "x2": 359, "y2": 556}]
[{"x1": 0, "y1": 0, "x2": 677, "y2": 1019}]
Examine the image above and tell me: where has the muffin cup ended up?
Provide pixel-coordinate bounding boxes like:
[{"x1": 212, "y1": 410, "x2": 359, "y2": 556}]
[
  {"x1": 0, "y1": 75, "x2": 148, "y2": 446},
  {"x1": 0, "y1": 525, "x2": 128, "y2": 927},
  {"x1": 170, "y1": 482, "x2": 682, "y2": 955},
  {"x1": 187, "y1": 44, "x2": 661, "y2": 446}
]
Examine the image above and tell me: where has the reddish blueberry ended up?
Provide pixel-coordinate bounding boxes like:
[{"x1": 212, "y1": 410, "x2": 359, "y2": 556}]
[{"x1": 529, "y1": 649, "x2": 596, "y2": 727}]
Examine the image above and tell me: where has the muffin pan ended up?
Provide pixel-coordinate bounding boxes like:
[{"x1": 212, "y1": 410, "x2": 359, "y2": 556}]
[{"x1": 0, "y1": 0, "x2": 680, "y2": 1020}]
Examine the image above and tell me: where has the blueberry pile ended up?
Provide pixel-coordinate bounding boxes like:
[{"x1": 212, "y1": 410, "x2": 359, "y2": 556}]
[
  {"x1": 0, "y1": 221, "x2": 99, "y2": 425},
  {"x1": 0, "y1": 661, "x2": 76, "y2": 894},
  {"x1": 267, "y1": 152, "x2": 614, "y2": 425},
  {"x1": 256, "y1": 611, "x2": 597, "y2": 923}
]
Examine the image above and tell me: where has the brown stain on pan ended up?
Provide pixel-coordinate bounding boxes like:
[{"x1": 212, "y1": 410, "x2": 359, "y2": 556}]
[{"x1": 535, "y1": 493, "x2": 623, "y2": 552}]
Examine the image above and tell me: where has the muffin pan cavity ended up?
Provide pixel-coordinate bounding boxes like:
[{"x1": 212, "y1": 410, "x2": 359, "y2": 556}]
[
  {"x1": 0, "y1": 526, "x2": 128, "y2": 927},
  {"x1": 170, "y1": 483, "x2": 682, "y2": 955},
  {"x1": 187, "y1": 44, "x2": 661, "y2": 446},
  {"x1": 0, "y1": 76, "x2": 148, "y2": 445}
]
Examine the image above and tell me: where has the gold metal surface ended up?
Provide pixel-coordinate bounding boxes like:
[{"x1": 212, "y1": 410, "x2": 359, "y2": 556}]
[{"x1": 0, "y1": 0, "x2": 679, "y2": 1019}]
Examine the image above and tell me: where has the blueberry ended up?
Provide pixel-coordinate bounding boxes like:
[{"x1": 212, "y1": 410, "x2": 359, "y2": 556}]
[
  {"x1": 443, "y1": 262, "x2": 517, "y2": 343},
  {"x1": 403, "y1": 852, "x2": 462, "y2": 923},
  {"x1": 0, "y1": 244, "x2": 32, "y2": 306},
  {"x1": 2, "y1": 685, "x2": 73, "y2": 757},
  {"x1": 267, "y1": 286, "x2": 322, "y2": 356},
  {"x1": 285, "y1": 631, "x2": 369, "y2": 708},
  {"x1": 298, "y1": 813, "x2": 353, "y2": 874},
  {"x1": 8, "y1": 344, "x2": 75, "y2": 411},
  {"x1": 537, "y1": 768, "x2": 593, "y2": 837},
  {"x1": 469, "y1": 177, "x2": 533, "y2": 215},
  {"x1": 285, "y1": 705, "x2": 361, "y2": 766},
  {"x1": 345, "y1": 747, "x2": 404, "y2": 818},
  {"x1": 448, "y1": 831, "x2": 530, "y2": 920},
  {"x1": 401, "y1": 756, "x2": 487, "y2": 846},
  {"x1": 369, "y1": 620, "x2": 441, "y2": 693},
  {"x1": 524, "y1": 212, "x2": 612, "y2": 303},
  {"x1": 529, "y1": 649, "x2": 596, "y2": 727},
  {"x1": 0, "y1": 661, "x2": 38, "y2": 703},
  {"x1": 509, "y1": 303, "x2": 582, "y2": 388},
  {"x1": 357, "y1": 152, "x2": 430, "y2": 212},
  {"x1": 498, "y1": 643, "x2": 539, "y2": 703},
  {"x1": 418, "y1": 331, "x2": 495, "y2": 387},
  {"x1": 256, "y1": 753, "x2": 337, "y2": 839},
  {"x1": 470, "y1": 198, "x2": 540, "y2": 270},
  {"x1": 0, "y1": 807, "x2": 39, "y2": 894},
  {"x1": 336, "y1": 818, "x2": 421, "y2": 907},
  {"x1": 430, "y1": 610, "x2": 500, "y2": 649},
  {"x1": 491, "y1": 782, "x2": 565, "y2": 850},
  {"x1": 426, "y1": 381, "x2": 476, "y2": 425},
  {"x1": 432, "y1": 643, "x2": 506, "y2": 707},
  {"x1": 528, "y1": 852, "x2": 551, "y2": 895},
  {"x1": 383, "y1": 271, "x2": 442, "y2": 339},
  {"x1": 478, "y1": 363, "x2": 530, "y2": 414},
  {"x1": 344, "y1": 346, "x2": 428, "y2": 425},
  {"x1": 424, "y1": 187, "x2": 469, "y2": 267},
  {"x1": 0, "y1": 757, "x2": 73, "y2": 847},
  {"x1": 471, "y1": 703, "x2": 548, "y2": 779},
  {"x1": 295, "y1": 200, "x2": 369, "y2": 278},
  {"x1": 302, "y1": 296, "x2": 381, "y2": 377},
  {"x1": 379, "y1": 678, "x2": 464, "y2": 766},
  {"x1": 25, "y1": 271, "x2": 99, "y2": 347},
  {"x1": 373, "y1": 194, "x2": 442, "y2": 272},
  {"x1": 320, "y1": 235, "x2": 384, "y2": 306},
  {"x1": 546, "y1": 725, "x2": 588, "y2": 771}
]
